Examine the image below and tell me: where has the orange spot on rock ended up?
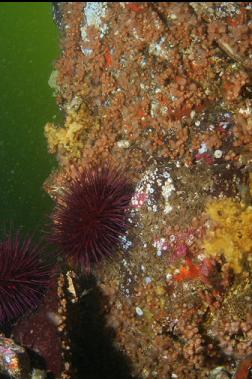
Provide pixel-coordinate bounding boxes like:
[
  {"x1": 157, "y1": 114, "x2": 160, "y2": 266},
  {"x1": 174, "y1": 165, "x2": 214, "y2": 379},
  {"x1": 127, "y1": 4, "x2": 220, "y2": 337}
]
[
  {"x1": 174, "y1": 258, "x2": 201, "y2": 282},
  {"x1": 126, "y1": 3, "x2": 143, "y2": 12},
  {"x1": 138, "y1": 109, "x2": 146, "y2": 117},
  {"x1": 105, "y1": 47, "x2": 112, "y2": 67},
  {"x1": 233, "y1": 354, "x2": 252, "y2": 379}
]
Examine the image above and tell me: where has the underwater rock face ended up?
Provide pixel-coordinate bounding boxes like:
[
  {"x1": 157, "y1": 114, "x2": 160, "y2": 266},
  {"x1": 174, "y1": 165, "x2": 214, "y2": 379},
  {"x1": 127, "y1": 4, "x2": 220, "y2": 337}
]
[
  {"x1": 49, "y1": 2, "x2": 252, "y2": 169},
  {"x1": 43, "y1": 2, "x2": 252, "y2": 378}
]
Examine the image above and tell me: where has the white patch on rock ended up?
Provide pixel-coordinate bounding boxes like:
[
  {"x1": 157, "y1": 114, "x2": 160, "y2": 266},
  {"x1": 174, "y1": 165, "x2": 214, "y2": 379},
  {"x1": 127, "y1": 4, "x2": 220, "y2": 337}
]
[
  {"x1": 162, "y1": 174, "x2": 175, "y2": 214},
  {"x1": 81, "y1": 2, "x2": 108, "y2": 46}
]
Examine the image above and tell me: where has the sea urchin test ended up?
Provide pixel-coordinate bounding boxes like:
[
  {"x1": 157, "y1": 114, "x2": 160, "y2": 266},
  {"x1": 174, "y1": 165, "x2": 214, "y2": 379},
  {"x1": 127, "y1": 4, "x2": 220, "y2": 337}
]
[
  {"x1": 50, "y1": 165, "x2": 134, "y2": 272},
  {"x1": 0, "y1": 233, "x2": 50, "y2": 326}
]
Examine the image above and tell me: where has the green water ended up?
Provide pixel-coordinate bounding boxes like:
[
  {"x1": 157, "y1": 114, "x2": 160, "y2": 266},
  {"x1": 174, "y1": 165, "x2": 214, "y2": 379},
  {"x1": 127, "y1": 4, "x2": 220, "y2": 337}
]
[{"x1": 0, "y1": 2, "x2": 61, "y2": 235}]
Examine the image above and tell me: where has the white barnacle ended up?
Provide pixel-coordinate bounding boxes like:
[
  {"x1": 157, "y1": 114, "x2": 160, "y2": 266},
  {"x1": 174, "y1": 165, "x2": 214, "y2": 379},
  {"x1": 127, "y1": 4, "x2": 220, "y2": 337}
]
[{"x1": 135, "y1": 306, "x2": 144, "y2": 316}]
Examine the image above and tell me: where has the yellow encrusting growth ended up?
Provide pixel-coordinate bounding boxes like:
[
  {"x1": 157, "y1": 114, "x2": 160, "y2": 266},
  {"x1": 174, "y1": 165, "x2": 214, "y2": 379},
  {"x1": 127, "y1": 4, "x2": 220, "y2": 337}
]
[
  {"x1": 203, "y1": 198, "x2": 252, "y2": 273},
  {"x1": 45, "y1": 104, "x2": 99, "y2": 164}
]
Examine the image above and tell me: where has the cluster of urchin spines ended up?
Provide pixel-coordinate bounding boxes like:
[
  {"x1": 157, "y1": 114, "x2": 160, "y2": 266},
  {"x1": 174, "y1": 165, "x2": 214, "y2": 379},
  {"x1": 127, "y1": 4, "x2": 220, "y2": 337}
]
[
  {"x1": 50, "y1": 164, "x2": 134, "y2": 272},
  {"x1": 0, "y1": 233, "x2": 50, "y2": 326},
  {"x1": 0, "y1": 164, "x2": 133, "y2": 326}
]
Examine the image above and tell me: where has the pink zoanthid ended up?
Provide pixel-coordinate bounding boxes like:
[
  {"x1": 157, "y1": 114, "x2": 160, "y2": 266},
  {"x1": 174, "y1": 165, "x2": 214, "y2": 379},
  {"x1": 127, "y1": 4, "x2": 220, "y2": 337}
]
[{"x1": 50, "y1": 165, "x2": 134, "y2": 272}]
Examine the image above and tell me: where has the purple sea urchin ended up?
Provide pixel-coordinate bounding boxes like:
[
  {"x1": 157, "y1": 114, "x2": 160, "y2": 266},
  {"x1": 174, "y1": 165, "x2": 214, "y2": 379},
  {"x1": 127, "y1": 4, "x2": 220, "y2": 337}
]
[
  {"x1": 50, "y1": 165, "x2": 134, "y2": 271},
  {"x1": 0, "y1": 234, "x2": 50, "y2": 325}
]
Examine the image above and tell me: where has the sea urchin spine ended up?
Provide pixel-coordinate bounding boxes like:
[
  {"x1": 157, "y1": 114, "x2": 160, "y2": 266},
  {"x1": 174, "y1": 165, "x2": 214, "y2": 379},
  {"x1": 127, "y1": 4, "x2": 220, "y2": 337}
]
[
  {"x1": 50, "y1": 165, "x2": 134, "y2": 271},
  {"x1": 0, "y1": 234, "x2": 50, "y2": 326}
]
